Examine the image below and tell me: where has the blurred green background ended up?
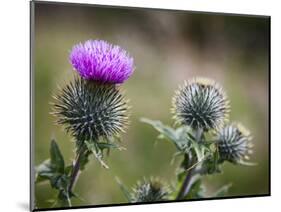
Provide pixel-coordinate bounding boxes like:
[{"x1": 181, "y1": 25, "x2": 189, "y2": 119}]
[{"x1": 34, "y1": 2, "x2": 269, "y2": 208}]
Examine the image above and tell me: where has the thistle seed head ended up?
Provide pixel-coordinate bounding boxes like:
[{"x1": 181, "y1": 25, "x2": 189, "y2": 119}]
[
  {"x1": 172, "y1": 78, "x2": 230, "y2": 131},
  {"x1": 130, "y1": 177, "x2": 170, "y2": 203},
  {"x1": 52, "y1": 77, "x2": 129, "y2": 142},
  {"x1": 217, "y1": 123, "x2": 253, "y2": 164}
]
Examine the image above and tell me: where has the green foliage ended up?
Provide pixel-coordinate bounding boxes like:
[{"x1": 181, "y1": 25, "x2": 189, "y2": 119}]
[
  {"x1": 140, "y1": 116, "x2": 256, "y2": 200},
  {"x1": 141, "y1": 118, "x2": 213, "y2": 162},
  {"x1": 36, "y1": 136, "x2": 126, "y2": 207},
  {"x1": 36, "y1": 139, "x2": 65, "y2": 183},
  {"x1": 140, "y1": 118, "x2": 193, "y2": 153},
  {"x1": 200, "y1": 147, "x2": 222, "y2": 175},
  {"x1": 138, "y1": 76, "x2": 256, "y2": 201},
  {"x1": 140, "y1": 118, "x2": 233, "y2": 200},
  {"x1": 36, "y1": 139, "x2": 73, "y2": 207},
  {"x1": 36, "y1": 75, "x2": 257, "y2": 207},
  {"x1": 50, "y1": 139, "x2": 65, "y2": 173}
]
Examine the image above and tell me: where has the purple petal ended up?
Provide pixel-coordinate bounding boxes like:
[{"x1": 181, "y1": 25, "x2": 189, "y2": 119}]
[{"x1": 69, "y1": 40, "x2": 134, "y2": 84}]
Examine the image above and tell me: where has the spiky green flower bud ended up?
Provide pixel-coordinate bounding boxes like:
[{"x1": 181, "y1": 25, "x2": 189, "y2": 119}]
[
  {"x1": 217, "y1": 123, "x2": 253, "y2": 164},
  {"x1": 130, "y1": 177, "x2": 170, "y2": 203},
  {"x1": 172, "y1": 78, "x2": 230, "y2": 131},
  {"x1": 52, "y1": 78, "x2": 129, "y2": 144}
]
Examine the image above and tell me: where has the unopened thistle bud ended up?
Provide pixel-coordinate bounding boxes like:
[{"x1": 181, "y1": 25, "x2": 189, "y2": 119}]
[
  {"x1": 130, "y1": 178, "x2": 170, "y2": 203},
  {"x1": 52, "y1": 78, "x2": 129, "y2": 143},
  {"x1": 172, "y1": 78, "x2": 230, "y2": 131},
  {"x1": 217, "y1": 123, "x2": 253, "y2": 164}
]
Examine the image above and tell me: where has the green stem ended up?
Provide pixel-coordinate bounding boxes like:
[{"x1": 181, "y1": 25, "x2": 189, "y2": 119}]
[
  {"x1": 68, "y1": 145, "x2": 87, "y2": 195},
  {"x1": 176, "y1": 158, "x2": 193, "y2": 199},
  {"x1": 176, "y1": 128, "x2": 203, "y2": 200}
]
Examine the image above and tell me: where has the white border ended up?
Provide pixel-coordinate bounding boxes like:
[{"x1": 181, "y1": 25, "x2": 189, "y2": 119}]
[{"x1": 1, "y1": 0, "x2": 280, "y2": 211}]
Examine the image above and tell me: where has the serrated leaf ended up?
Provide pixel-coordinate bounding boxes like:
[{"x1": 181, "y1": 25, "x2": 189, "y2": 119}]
[
  {"x1": 140, "y1": 118, "x2": 192, "y2": 152},
  {"x1": 36, "y1": 140, "x2": 69, "y2": 189},
  {"x1": 50, "y1": 139, "x2": 65, "y2": 173},
  {"x1": 141, "y1": 118, "x2": 178, "y2": 141}
]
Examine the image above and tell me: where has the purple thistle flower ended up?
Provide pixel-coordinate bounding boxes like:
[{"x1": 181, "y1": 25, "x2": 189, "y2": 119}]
[{"x1": 70, "y1": 40, "x2": 134, "y2": 84}]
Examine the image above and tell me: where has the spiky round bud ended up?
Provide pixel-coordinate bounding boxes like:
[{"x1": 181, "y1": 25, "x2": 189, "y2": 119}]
[
  {"x1": 217, "y1": 123, "x2": 253, "y2": 164},
  {"x1": 172, "y1": 78, "x2": 230, "y2": 131},
  {"x1": 52, "y1": 78, "x2": 129, "y2": 143},
  {"x1": 130, "y1": 178, "x2": 170, "y2": 203}
]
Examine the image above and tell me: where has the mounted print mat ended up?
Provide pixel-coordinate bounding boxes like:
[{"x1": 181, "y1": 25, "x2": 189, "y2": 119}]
[{"x1": 30, "y1": 1, "x2": 270, "y2": 211}]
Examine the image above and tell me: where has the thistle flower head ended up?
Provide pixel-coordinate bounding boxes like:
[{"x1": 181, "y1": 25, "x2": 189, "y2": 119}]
[
  {"x1": 52, "y1": 78, "x2": 129, "y2": 143},
  {"x1": 172, "y1": 78, "x2": 230, "y2": 131},
  {"x1": 70, "y1": 40, "x2": 134, "y2": 84},
  {"x1": 217, "y1": 123, "x2": 253, "y2": 164},
  {"x1": 130, "y1": 177, "x2": 170, "y2": 203}
]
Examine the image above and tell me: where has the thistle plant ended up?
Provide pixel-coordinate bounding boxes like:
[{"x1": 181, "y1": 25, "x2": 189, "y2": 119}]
[
  {"x1": 35, "y1": 41, "x2": 255, "y2": 207},
  {"x1": 35, "y1": 40, "x2": 134, "y2": 207},
  {"x1": 140, "y1": 77, "x2": 255, "y2": 201},
  {"x1": 116, "y1": 177, "x2": 171, "y2": 203}
]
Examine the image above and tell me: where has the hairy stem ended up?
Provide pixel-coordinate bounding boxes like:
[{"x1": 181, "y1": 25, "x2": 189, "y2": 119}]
[
  {"x1": 68, "y1": 145, "x2": 87, "y2": 194},
  {"x1": 176, "y1": 128, "x2": 203, "y2": 200},
  {"x1": 176, "y1": 153, "x2": 195, "y2": 200}
]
